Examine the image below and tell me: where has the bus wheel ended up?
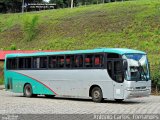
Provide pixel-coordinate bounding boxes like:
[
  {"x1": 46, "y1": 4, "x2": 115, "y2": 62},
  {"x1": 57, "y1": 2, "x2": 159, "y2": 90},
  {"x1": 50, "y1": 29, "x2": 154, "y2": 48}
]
[
  {"x1": 91, "y1": 87, "x2": 103, "y2": 103},
  {"x1": 115, "y1": 99, "x2": 124, "y2": 103},
  {"x1": 24, "y1": 84, "x2": 33, "y2": 97}
]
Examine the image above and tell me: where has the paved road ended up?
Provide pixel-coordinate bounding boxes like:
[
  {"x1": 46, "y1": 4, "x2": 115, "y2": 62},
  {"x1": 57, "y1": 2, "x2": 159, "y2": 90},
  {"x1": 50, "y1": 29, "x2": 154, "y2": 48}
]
[{"x1": 0, "y1": 89, "x2": 160, "y2": 114}]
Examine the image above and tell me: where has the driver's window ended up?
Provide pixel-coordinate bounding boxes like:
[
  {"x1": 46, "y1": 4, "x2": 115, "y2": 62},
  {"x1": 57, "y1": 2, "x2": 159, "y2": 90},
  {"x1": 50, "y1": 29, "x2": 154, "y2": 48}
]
[
  {"x1": 107, "y1": 60, "x2": 124, "y2": 83},
  {"x1": 114, "y1": 61, "x2": 123, "y2": 82}
]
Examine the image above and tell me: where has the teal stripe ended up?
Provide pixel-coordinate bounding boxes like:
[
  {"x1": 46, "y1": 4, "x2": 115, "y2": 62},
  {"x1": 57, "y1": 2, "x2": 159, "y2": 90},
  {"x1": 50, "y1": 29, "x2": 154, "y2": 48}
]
[{"x1": 5, "y1": 71, "x2": 55, "y2": 95}]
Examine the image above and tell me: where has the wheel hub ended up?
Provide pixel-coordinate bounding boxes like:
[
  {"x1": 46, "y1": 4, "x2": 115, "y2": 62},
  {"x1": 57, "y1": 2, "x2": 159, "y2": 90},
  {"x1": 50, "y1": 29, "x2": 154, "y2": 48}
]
[
  {"x1": 94, "y1": 91, "x2": 100, "y2": 99},
  {"x1": 26, "y1": 86, "x2": 31, "y2": 96}
]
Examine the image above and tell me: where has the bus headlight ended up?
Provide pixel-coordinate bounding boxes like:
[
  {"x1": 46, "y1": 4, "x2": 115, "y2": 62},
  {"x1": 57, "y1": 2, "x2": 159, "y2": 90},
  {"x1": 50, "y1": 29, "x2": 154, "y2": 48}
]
[
  {"x1": 127, "y1": 87, "x2": 134, "y2": 91},
  {"x1": 146, "y1": 87, "x2": 151, "y2": 90}
]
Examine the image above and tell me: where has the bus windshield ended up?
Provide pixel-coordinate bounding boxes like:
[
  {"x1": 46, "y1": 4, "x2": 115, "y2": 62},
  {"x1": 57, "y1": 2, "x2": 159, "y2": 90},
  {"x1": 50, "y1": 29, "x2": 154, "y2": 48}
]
[{"x1": 124, "y1": 54, "x2": 149, "y2": 81}]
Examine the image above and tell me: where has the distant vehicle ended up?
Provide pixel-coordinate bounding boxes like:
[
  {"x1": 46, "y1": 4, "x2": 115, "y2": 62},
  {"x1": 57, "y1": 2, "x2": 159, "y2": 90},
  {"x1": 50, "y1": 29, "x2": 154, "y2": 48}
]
[{"x1": 4, "y1": 48, "x2": 151, "y2": 102}]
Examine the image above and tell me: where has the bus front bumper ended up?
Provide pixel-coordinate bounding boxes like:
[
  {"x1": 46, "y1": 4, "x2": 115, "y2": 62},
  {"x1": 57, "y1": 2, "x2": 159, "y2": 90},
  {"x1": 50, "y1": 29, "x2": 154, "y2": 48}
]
[{"x1": 124, "y1": 89, "x2": 151, "y2": 99}]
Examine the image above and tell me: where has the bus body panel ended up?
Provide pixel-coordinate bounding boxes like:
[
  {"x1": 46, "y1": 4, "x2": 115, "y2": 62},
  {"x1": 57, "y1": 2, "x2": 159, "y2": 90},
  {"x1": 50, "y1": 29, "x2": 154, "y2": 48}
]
[
  {"x1": 4, "y1": 69, "x2": 151, "y2": 100},
  {"x1": 5, "y1": 71, "x2": 55, "y2": 95},
  {"x1": 5, "y1": 69, "x2": 114, "y2": 99},
  {"x1": 113, "y1": 82, "x2": 124, "y2": 99}
]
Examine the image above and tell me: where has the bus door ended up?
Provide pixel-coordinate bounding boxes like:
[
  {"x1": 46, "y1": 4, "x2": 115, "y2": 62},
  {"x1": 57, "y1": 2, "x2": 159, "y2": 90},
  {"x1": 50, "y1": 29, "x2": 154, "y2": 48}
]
[{"x1": 107, "y1": 59, "x2": 124, "y2": 99}]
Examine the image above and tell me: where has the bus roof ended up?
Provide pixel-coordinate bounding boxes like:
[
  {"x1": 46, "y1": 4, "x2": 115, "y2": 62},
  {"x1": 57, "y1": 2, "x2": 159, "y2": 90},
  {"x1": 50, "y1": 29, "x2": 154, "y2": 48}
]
[{"x1": 5, "y1": 48, "x2": 146, "y2": 58}]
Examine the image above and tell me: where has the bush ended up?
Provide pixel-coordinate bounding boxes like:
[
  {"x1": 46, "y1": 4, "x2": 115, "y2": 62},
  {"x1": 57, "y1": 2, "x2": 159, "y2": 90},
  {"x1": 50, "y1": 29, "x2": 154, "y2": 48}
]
[
  {"x1": 10, "y1": 44, "x2": 17, "y2": 50},
  {"x1": 22, "y1": 15, "x2": 39, "y2": 41},
  {"x1": 151, "y1": 64, "x2": 160, "y2": 94}
]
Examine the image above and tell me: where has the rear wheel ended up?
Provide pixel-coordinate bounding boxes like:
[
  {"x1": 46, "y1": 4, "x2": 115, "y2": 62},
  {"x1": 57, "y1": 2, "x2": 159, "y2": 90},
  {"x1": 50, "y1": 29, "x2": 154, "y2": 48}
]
[
  {"x1": 91, "y1": 87, "x2": 103, "y2": 103},
  {"x1": 24, "y1": 84, "x2": 34, "y2": 97}
]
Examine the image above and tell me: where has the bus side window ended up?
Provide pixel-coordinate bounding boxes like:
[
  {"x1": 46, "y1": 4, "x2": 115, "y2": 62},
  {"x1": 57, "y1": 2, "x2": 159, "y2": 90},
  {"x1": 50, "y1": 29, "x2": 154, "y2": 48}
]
[
  {"x1": 18, "y1": 57, "x2": 32, "y2": 69},
  {"x1": 24, "y1": 58, "x2": 31, "y2": 69},
  {"x1": 107, "y1": 60, "x2": 124, "y2": 83},
  {"x1": 19, "y1": 58, "x2": 24, "y2": 69},
  {"x1": 85, "y1": 54, "x2": 93, "y2": 68},
  {"x1": 7, "y1": 58, "x2": 17, "y2": 70},
  {"x1": 94, "y1": 54, "x2": 103, "y2": 68},
  {"x1": 66, "y1": 55, "x2": 74, "y2": 68},
  {"x1": 66, "y1": 57, "x2": 70, "y2": 68},
  {"x1": 114, "y1": 61, "x2": 123, "y2": 82},
  {"x1": 57, "y1": 56, "x2": 64, "y2": 68},
  {"x1": 74, "y1": 55, "x2": 83, "y2": 68},
  {"x1": 33, "y1": 57, "x2": 40, "y2": 69},
  {"x1": 40, "y1": 57, "x2": 47, "y2": 68},
  {"x1": 49, "y1": 56, "x2": 57, "y2": 68}
]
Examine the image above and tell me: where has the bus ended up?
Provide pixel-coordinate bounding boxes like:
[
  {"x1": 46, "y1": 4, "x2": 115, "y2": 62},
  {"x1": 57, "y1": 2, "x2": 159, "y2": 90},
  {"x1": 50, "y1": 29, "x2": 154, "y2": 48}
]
[{"x1": 4, "y1": 48, "x2": 151, "y2": 102}]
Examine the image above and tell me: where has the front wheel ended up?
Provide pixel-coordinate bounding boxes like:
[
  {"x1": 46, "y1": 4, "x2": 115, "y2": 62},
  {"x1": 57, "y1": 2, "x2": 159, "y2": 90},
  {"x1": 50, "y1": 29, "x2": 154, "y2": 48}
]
[
  {"x1": 91, "y1": 87, "x2": 103, "y2": 103},
  {"x1": 24, "y1": 84, "x2": 34, "y2": 97}
]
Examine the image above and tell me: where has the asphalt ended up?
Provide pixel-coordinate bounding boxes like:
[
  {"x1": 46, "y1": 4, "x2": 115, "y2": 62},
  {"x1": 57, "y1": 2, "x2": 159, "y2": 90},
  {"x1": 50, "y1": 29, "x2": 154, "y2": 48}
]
[{"x1": 0, "y1": 90, "x2": 160, "y2": 114}]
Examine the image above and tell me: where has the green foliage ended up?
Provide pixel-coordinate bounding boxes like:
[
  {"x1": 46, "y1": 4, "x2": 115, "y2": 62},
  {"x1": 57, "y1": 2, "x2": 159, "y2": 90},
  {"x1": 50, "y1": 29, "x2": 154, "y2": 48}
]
[
  {"x1": 50, "y1": 0, "x2": 79, "y2": 8},
  {"x1": 49, "y1": 0, "x2": 110, "y2": 8},
  {"x1": 0, "y1": 0, "x2": 43, "y2": 2},
  {"x1": 22, "y1": 15, "x2": 39, "y2": 41},
  {"x1": 10, "y1": 44, "x2": 17, "y2": 50},
  {"x1": 0, "y1": 17, "x2": 14, "y2": 32},
  {"x1": 151, "y1": 62, "x2": 160, "y2": 87},
  {"x1": 152, "y1": 71, "x2": 160, "y2": 86},
  {"x1": 4, "y1": 44, "x2": 17, "y2": 50}
]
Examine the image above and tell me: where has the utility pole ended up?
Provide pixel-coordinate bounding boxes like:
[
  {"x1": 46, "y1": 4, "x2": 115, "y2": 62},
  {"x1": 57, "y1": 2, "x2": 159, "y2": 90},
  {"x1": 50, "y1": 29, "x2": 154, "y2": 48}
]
[
  {"x1": 71, "y1": 0, "x2": 73, "y2": 8},
  {"x1": 22, "y1": 0, "x2": 25, "y2": 13}
]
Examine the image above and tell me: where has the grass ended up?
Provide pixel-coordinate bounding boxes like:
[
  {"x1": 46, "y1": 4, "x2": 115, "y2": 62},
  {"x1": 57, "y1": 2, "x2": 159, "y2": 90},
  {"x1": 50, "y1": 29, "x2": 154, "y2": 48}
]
[
  {"x1": 0, "y1": 0, "x2": 160, "y2": 78},
  {"x1": 22, "y1": 15, "x2": 39, "y2": 41}
]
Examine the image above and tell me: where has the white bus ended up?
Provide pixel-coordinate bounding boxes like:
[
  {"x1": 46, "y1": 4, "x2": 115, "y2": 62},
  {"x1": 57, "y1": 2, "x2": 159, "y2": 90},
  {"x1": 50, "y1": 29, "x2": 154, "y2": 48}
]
[{"x1": 5, "y1": 48, "x2": 151, "y2": 102}]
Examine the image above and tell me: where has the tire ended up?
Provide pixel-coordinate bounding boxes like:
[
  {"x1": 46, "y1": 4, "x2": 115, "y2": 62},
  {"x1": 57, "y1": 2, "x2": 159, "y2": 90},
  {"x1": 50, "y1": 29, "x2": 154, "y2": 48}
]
[
  {"x1": 45, "y1": 95, "x2": 55, "y2": 98},
  {"x1": 91, "y1": 87, "x2": 103, "y2": 103},
  {"x1": 115, "y1": 99, "x2": 124, "y2": 103},
  {"x1": 24, "y1": 84, "x2": 34, "y2": 97}
]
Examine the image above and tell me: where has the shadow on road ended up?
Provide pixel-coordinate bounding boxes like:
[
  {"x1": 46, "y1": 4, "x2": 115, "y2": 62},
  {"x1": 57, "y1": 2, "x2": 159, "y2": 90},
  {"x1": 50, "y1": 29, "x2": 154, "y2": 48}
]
[{"x1": 14, "y1": 95, "x2": 145, "y2": 104}]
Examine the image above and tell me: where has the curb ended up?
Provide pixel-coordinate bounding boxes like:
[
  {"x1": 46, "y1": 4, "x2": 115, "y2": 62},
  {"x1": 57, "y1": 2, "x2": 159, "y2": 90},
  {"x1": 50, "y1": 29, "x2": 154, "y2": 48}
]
[{"x1": 0, "y1": 85, "x2": 4, "y2": 90}]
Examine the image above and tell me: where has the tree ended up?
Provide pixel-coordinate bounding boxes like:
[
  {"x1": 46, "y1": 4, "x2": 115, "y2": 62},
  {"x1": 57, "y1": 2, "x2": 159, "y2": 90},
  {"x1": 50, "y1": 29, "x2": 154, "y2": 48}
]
[
  {"x1": 0, "y1": 0, "x2": 45, "y2": 13},
  {"x1": 50, "y1": 0, "x2": 63, "y2": 8},
  {"x1": 0, "y1": 0, "x2": 44, "y2": 3},
  {"x1": 49, "y1": 0, "x2": 78, "y2": 8}
]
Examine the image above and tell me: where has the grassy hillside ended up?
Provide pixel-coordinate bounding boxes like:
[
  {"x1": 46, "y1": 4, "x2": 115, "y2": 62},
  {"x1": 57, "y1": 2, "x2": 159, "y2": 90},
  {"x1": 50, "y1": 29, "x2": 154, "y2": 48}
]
[{"x1": 0, "y1": 0, "x2": 160, "y2": 81}]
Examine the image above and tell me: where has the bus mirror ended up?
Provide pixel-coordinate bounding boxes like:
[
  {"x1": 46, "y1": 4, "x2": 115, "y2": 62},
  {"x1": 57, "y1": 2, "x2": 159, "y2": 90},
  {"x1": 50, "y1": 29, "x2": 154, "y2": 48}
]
[{"x1": 123, "y1": 60, "x2": 128, "y2": 70}]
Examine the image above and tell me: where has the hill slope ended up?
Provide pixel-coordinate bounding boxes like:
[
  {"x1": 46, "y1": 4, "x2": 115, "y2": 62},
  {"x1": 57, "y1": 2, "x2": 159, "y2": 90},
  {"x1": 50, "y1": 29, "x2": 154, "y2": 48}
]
[{"x1": 0, "y1": 0, "x2": 160, "y2": 72}]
